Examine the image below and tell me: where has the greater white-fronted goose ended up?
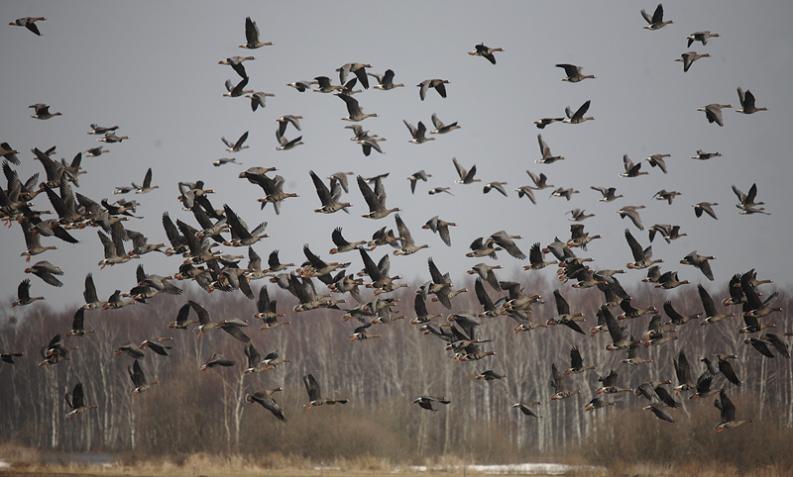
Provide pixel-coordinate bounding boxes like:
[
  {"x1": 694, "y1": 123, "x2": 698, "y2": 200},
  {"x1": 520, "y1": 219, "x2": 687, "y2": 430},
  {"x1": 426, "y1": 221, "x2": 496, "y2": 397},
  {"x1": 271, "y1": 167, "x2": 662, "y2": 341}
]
[
  {"x1": 483, "y1": 181, "x2": 508, "y2": 196},
  {"x1": 9, "y1": 17, "x2": 46, "y2": 35},
  {"x1": 569, "y1": 209, "x2": 594, "y2": 221},
  {"x1": 357, "y1": 175, "x2": 399, "y2": 219},
  {"x1": 736, "y1": 88, "x2": 767, "y2": 114},
  {"x1": 452, "y1": 158, "x2": 480, "y2": 184},
  {"x1": 222, "y1": 130, "x2": 249, "y2": 152},
  {"x1": 625, "y1": 229, "x2": 662, "y2": 270},
  {"x1": 681, "y1": 251, "x2": 715, "y2": 280},
  {"x1": 526, "y1": 170, "x2": 553, "y2": 189},
  {"x1": 417, "y1": 79, "x2": 449, "y2": 101},
  {"x1": 404, "y1": 120, "x2": 434, "y2": 144},
  {"x1": 430, "y1": 113, "x2": 460, "y2": 134},
  {"x1": 621, "y1": 155, "x2": 648, "y2": 178},
  {"x1": 369, "y1": 69, "x2": 404, "y2": 90},
  {"x1": 690, "y1": 149, "x2": 721, "y2": 160},
  {"x1": 24, "y1": 260, "x2": 63, "y2": 287},
  {"x1": 534, "y1": 117, "x2": 564, "y2": 129},
  {"x1": 407, "y1": 170, "x2": 431, "y2": 194},
  {"x1": 468, "y1": 43, "x2": 503, "y2": 64},
  {"x1": 413, "y1": 395, "x2": 450, "y2": 411},
  {"x1": 551, "y1": 187, "x2": 579, "y2": 201},
  {"x1": 698, "y1": 103, "x2": 732, "y2": 127},
  {"x1": 562, "y1": 100, "x2": 593, "y2": 124},
  {"x1": 422, "y1": 216, "x2": 456, "y2": 246},
  {"x1": 693, "y1": 201, "x2": 718, "y2": 219},
  {"x1": 618, "y1": 205, "x2": 645, "y2": 230},
  {"x1": 675, "y1": 51, "x2": 709, "y2": 72},
  {"x1": 65, "y1": 382, "x2": 96, "y2": 417},
  {"x1": 646, "y1": 154, "x2": 670, "y2": 173},
  {"x1": 714, "y1": 389, "x2": 750, "y2": 431},
  {"x1": 337, "y1": 63, "x2": 372, "y2": 89},
  {"x1": 29, "y1": 103, "x2": 62, "y2": 120},
  {"x1": 641, "y1": 4, "x2": 673, "y2": 30},
  {"x1": 240, "y1": 17, "x2": 272, "y2": 49},
  {"x1": 12, "y1": 279, "x2": 44, "y2": 307},
  {"x1": 687, "y1": 30, "x2": 719, "y2": 47},
  {"x1": 556, "y1": 64, "x2": 595, "y2": 82},
  {"x1": 653, "y1": 189, "x2": 681, "y2": 205},
  {"x1": 218, "y1": 55, "x2": 255, "y2": 78},
  {"x1": 304, "y1": 373, "x2": 348, "y2": 408},
  {"x1": 246, "y1": 91, "x2": 275, "y2": 111},
  {"x1": 336, "y1": 93, "x2": 377, "y2": 121},
  {"x1": 537, "y1": 135, "x2": 564, "y2": 164}
]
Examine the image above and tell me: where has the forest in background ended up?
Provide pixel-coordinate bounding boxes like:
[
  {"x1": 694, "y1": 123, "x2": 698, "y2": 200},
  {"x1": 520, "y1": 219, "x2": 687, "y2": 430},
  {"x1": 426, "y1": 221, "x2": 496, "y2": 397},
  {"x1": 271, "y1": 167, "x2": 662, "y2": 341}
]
[{"x1": 1, "y1": 277, "x2": 792, "y2": 471}]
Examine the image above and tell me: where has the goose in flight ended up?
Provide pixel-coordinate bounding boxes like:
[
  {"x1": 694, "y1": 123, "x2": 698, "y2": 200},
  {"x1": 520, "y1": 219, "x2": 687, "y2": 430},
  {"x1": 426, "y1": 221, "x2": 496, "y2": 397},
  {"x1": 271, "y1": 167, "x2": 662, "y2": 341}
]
[
  {"x1": 625, "y1": 229, "x2": 661, "y2": 270},
  {"x1": 537, "y1": 135, "x2": 564, "y2": 164},
  {"x1": 551, "y1": 187, "x2": 579, "y2": 201},
  {"x1": 246, "y1": 91, "x2": 275, "y2": 111},
  {"x1": 590, "y1": 186, "x2": 623, "y2": 202},
  {"x1": 240, "y1": 17, "x2": 272, "y2": 49},
  {"x1": 329, "y1": 227, "x2": 366, "y2": 254},
  {"x1": 697, "y1": 103, "x2": 732, "y2": 127},
  {"x1": 653, "y1": 189, "x2": 682, "y2": 205},
  {"x1": 562, "y1": 100, "x2": 593, "y2": 124},
  {"x1": 223, "y1": 77, "x2": 253, "y2": 98},
  {"x1": 641, "y1": 4, "x2": 673, "y2": 30},
  {"x1": 736, "y1": 88, "x2": 767, "y2": 114},
  {"x1": 422, "y1": 216, "x2": 456, "y2": 246},
  {"x1": 690, "y1": 149, "x2": 721, "y2": 161},
  {"x1": 201, "y1": 353, "x2": 235, "y2": 370},
  {"x1": 394, "y1": 214, "x2": 428, "y2": 256},
  {"x1": 212, "y1": 157, "x2": 240, "y2": 167},
  {"x1": 714, "y1": 389, "x2": 750, "y2": 431},
  {"x1": 222, "y1": 131, "x2": 249, "y2": 152},
  {"x1": 681, "y1": 251, "x2": 715, "y2": 281},
  {"x1": 275, "y1": 131, "x2": 303, "y2": 151},
  {"x1": 687, "y1": 31, "x2": 719, "y2": 47},
  {"x1": 483, "y1": 181, "x2": 508, "y2": 197},
  {"x1": 675, "y1": 51, "x2": 709, "y2": 72},
  {"x1": 407, "y1": 170, "x2": 432, "y2": 194},
  {"x1": 131, "y1": 168, "x2": 157, "y2": 194},
  {"x1": 128, "y1": 359, "x2": 158, "y2": 393},
  {"x1": 556, "y1": 64, "x2": 595, "y2": 82},
  {"x1": 618, "y1": 205, "x2": 645, "y2": 230},
  {"x1": 337, "y1": 63, "x2": 372, "y2": 89},
  {"x1": 65, "y1": 383, "x2": 96, "y2": 417},
  {"x1": 369, "y1": 69, "x2": 404, "y2": 90},
  {"x1": 218, "y1": 55, "x2": 255, "y2": 78},
  {"x1": 303, "y1": 373, "x2": 348, "y2": 408},
  {"x1": 620, "y1": 155, "x2": 648, "y2": 178},
  {"x1": 12, "y1": 279, "x2": 45, "y2": 307},
  {"x1": 452, "y1": 158, "x2": 480, "y2": 184},
  {"x1": 9, "y1": 17, "x2": 46, "y2": 35},
  {"x1": 526, "y1": 171, "x2": 553, "y2": 190},
  {"x1": 413, "y1": 395, "x2": 450, "y2": 412},
  {"x1": 430, "y1": 114, "x2": 460, "y2": 134},
  {"x1": 357, "y1": 175, "x2": 399, "y2": 219},
  {"x1": 468, "y1": 43, "x2": 504, "y2": 64},
  {"x1": 646, "y1": 154, "x2": 670, "y2": 173},
  {"x1": 29, "y1": 103, "x2": 62, "y2": 120},
  {"x1": 404, "y1": 120, "x2": 434, "y2": 144},
  {"x1": 24, "y1": 261, "x2": 63, "y2": 287},
  {"x1": 534, "y1": 117, "x2": 564, "y2": 129},
  {"x1": 417, "y1": 79, "x2": 449, "y2": 101},
  {"x1": 87, "y1": 124, "x2": 118, "y2": 135},
  {"x1": 246, "y1": 389, "x2": 286, "y2": 421},
  {"x1": 336, "y1": 93, "x2": 377, "y2": 121},
  {"x1": 286, "y1": 80, "x2": 314, "y2": 92}
]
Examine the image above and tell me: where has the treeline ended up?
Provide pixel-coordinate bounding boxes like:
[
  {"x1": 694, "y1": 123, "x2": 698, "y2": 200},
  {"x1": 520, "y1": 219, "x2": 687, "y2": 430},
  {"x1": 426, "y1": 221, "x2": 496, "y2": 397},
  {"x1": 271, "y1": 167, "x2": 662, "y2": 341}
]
[{"x1": 0, "y1": 278, "x2": 791, "y2": 467}]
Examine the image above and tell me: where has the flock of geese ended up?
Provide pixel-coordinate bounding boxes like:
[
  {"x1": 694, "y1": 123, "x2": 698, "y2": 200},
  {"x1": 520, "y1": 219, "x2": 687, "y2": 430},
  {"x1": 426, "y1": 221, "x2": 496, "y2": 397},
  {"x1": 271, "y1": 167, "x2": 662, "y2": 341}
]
[{"x1": 1, "y1": 4, "x2": 788, "y2": 435}]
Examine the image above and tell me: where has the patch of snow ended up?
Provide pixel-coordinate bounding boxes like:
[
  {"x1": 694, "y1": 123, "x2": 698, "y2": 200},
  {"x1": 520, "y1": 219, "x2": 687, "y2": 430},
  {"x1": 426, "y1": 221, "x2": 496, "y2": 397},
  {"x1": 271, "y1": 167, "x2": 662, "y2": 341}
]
[
  {"x1": 406, "y1": 462, "x2": 603, "y2": 475},
  {"x1": 0, "y1": 460, "x2": 10, "y2": 469}
]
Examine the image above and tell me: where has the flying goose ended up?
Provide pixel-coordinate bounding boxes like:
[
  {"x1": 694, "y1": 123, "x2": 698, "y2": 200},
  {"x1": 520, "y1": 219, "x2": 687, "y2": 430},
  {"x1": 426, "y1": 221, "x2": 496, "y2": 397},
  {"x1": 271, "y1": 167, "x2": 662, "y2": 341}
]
[
  {"x1": 696, "y1": 285, "x2": 733, "y2": 325},
  {"x1": 368, "y1": 69, "x2": 404, "y2": 90},
  {"x1": 548, "y1": 290, "x2": 585, "y2": 334},
  {"x1": 512, "y1": 401, "x2": 541, "y2": 418},
  {"x1": 218, "y1": 55, "x2": 255, "y2": 78},
  {"x1": 0, "y1": 142, "x2": 20, "y2": 164},
  {"x1": 286, "y1": 80, "x2": 314, "y2": 92},
  {"x1": 644, "y1": 404, "x2": 675, "y2": 423},
  {"x1": 275, "y1": 131, "x2": 303, "y2": 151},
  {"x1": 468, "y1": 43, "x2": 503, "y2": 64},
  {"x1": 621, "y1": 155, "x2": 648, "y2": 178},
  {"x1": 646, "y1": 154, "x2": 670, "y2": 173},
  {"x1": 625, "y1": 229, "x2": 661, "y2": 270},
  {"x1": 24, "y1": 260, "x2": 63, "y2": 287},
  {"x1": 452, "y1": 158, "x2": 480, "y2": 184},
  {"x1": 128, "y1": 359, "x2": 158, "y2": 393},
  {"x1": 222, "y1": 131, "x2": 249, "y2": 152},
  {"x1": 687, "y1": 30, "x2": 719, "y2": 47},
  {"x1": 681, "y1": 251, "x2": 715, "y2": 281},
  {"x1": 428, "y1": 187, "x2": 453, "y2": 196},
  {"x1": 9, "y1": 17, "x2": 46, "y2": 35},
  {"x1": 641, "y1": 4, "x2": 673, "y2": 30},
  {"x1": 653, "y1": 189, "x2": 681, "y2": 205},
  {"x1": 618, "y1": 205, "x2": 645, "y2": 230},
  {"x1": 337, "y1": 63, "x2": 372, "y2": 89},
  {"x1": 551, "y1": 187, "x2": 579, "y2": 201},
  {"x1": 413, "y1": 395, "x2": 450, "y2": 411},
  {"x1": 212, "y1": 157, "x2": 240, "y2": 167},
  {"x1": 223, "y1": 77, "x2": 253, "y2": 97},
  {"x1": 65, "y1": 383, "x2": 96, "y2": 417},
  {"x1": 29, "y1": 103, "x2": 62, "y2": 120},
  {"x1": 240, "y1": 17, "x2": 272, "y2": 49},
  {"x1": 430, "y1": 113, "x2": 461, "y2": 134},
  {"x1": 675, "y1": 51, "x2": 710, "y2": 72},
  {"x1": 246, "y1": 91, "x2": 275, "y2": 111},
  {"x1": 310, "y1": 171, "x2": 351, "y2": 214},
  {"x1": 515, "y1": 186, "x2": 537, "y2": 204},
  {"x1": 246, "y1": 390, "x2": 286, "y2": 421},
  {"x1": 404, "y1": 120, "x2": 434, "y2": 144},
  {"x1": 562, "y1": 100, "x2": 593, "y2": 124},
  {"x1": 736, "y1": 88, "x2": 767, "y2": 114},
  {"x1": 357, "y1": 175, "x2": 399, "y2": 219},
  {"x1": 549, "y1": 363, "x2": 577, "y2": 400},
  {"x1": 336, "y1": 93, "x2": 377, "y2": 121},
  {"x1": 526, "y1": 170, "x2": 553, "y2": 189},
  {"x1": 483, "y1": 181, "x2": 508, "y2": 196},
  {"x1": 490, "y1": 231, "x2": 525, "y2": 259},
  {"x1": 693, "y1": 201, "x2": 718, "y2": 220},
  {"x1": 649, "y1": 224, "x2": 686, "y2": 243},
  {"x1": 329, "y1": 227, "x2": 365, "y2": 254},
  {"x1": 392, "y1": 214, "x2": 427, "y2": 256},
  {"x1": 98, "y1": 131, "x2": 128, "y2": 143},
  {"x1": 536, "y1": 135, "x2": 564, "y2": 164},
  {"x1": 417, "y1": 79, "x2": 449, "y2": 101},
  {"x1": 407, "y1": 170, "x2": 432, "y2": 194},
  {"x1": 534, "y1": 117, "x2": 564, "y2": 129},
  {"x1": 87, "y1": 124, "x2": 118, "y2": 135},
  {"x1": 201, "y1": 353, "x2": 235, "y2": 370},
  {"x1": 698, "y1": 103, "x2": 732, "y2": 127},
  {"x1": 303, "y1": 373, "x2": 348, "y2": 407},
  {"x1": 524, "y1": 243, "x2": 554, "y2": 271},
  {"x1": 12, "y1": 279, "x2": 44, "y2": 307},
  {"x1": 569, "y1": 209, "x2": 594, "y2": 221},
  {"x1": 467, "y1": 237, "x2": 500, "y2": 259},
  {"x1": 567, "y1": 223, "x2": 600, "y2": 250},
  {"x1": 556, "y1": 64, "x2": 595, "y2": 82},
  {"x1": 714, "y1": 389, "x2": 750, "y2": 431}
]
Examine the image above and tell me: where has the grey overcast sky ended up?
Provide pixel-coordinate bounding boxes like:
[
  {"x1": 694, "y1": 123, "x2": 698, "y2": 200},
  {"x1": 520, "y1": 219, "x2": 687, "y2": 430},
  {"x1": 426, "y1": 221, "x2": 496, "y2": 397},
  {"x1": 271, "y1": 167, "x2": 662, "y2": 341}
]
[{"x1": 1, "y1": 0, "x2": 792, "y2": 309}]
